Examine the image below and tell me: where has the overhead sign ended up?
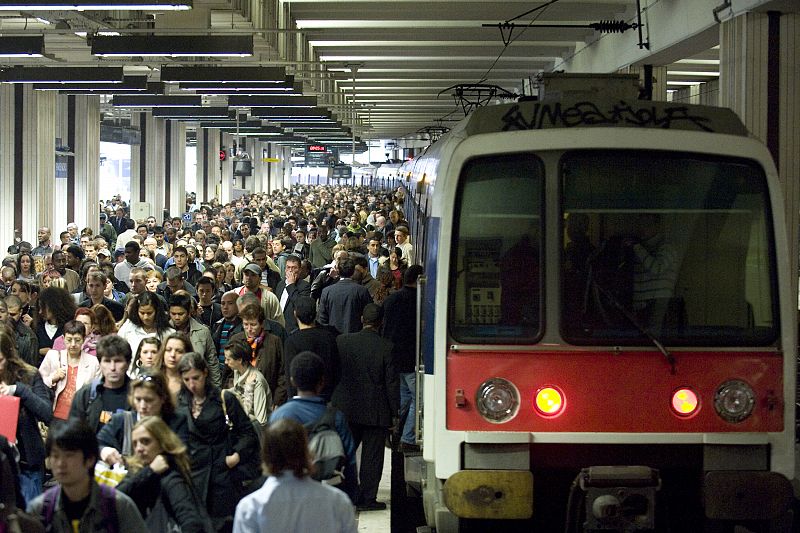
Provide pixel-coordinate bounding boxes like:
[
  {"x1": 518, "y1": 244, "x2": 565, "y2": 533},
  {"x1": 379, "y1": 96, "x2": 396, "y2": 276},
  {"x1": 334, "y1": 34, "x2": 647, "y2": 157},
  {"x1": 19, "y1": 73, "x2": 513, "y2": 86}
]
[{"x1": 305, "y1": 144, "x2": 337, "y2": 167}]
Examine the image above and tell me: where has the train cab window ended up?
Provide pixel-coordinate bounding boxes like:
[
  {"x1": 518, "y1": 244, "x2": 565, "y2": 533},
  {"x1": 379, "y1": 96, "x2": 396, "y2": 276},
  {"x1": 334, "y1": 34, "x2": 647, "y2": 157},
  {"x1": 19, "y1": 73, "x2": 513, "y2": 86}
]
[
  {"x1": 448, "y1": 153, "x2": 544, "y2": 344},
  {"x1": 560, "y1": 150, "x2": 778, "y2": 346}
]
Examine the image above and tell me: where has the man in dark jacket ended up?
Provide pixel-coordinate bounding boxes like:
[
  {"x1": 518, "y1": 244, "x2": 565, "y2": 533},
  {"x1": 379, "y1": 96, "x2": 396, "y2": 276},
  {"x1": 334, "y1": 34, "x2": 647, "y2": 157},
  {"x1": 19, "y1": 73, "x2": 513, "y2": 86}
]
[
  {"x1": 5, "y1": 295, "x2": 39, "y2": 367},
  {"x1": 382, "y1": 265, "x2": 423, "y2": 448},
  {"x1": 69, "y1": 335, "x2": 132, "y2": 435},
  {"x1": 332, "y1": 304, "x2": 398, "y2": 511},
  {"x1": 318, "y1": 257, "x2": 372, "y2": 335},
  {"x1": 212, "y1": 291, "x2": 244, "y2": 387},
  {"x1": 283, "y1": 296, "x2": 339, "y2": 401},
  {"x1": 274, "y1": 255, "x2": 311, "y2": 334}
]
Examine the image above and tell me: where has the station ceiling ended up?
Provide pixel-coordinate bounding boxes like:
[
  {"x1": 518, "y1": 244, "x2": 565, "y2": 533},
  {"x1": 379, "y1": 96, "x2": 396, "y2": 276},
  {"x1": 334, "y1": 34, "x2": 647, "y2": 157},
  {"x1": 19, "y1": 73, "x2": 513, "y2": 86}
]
[{"x1": 0, "y1": 0, "x2": 791, "y2": 143}]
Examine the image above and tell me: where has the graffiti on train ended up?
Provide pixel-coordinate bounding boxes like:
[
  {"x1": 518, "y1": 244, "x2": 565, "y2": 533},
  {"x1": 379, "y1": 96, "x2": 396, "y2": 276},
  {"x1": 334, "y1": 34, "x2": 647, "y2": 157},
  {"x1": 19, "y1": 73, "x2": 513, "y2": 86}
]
[{"x1": 501, "y1": 101, "x2": 714, "y2": 132}]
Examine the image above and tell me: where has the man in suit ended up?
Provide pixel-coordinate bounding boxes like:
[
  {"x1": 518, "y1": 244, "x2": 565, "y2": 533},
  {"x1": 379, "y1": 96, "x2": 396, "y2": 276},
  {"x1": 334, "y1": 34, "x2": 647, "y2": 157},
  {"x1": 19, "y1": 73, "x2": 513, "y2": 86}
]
[
  {"x1": 274, "y1": 255, "x2": 311, "y2": 335},
  {"x1": 110, "y1": 207, "x2": 128, "y2": 235},
  {"x1": 332, "y1": 304, "x2": 399, "y2": 511},
  {"x1": 318, "y1": 257, "x2": 373, "y2": 335}
]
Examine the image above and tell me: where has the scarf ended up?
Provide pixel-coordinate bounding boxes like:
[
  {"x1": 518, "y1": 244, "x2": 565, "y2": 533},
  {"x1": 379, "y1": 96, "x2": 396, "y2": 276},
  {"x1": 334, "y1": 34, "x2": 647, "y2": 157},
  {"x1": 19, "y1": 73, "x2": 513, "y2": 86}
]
[{"x1": 248, "y1": 330, "x2": 266, "y2": 366}]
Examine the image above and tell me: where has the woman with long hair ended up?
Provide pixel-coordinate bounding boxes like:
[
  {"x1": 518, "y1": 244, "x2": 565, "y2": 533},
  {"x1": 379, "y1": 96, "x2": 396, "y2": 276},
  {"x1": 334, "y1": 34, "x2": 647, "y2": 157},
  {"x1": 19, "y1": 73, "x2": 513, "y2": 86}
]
[
  {"x1": 98, "y1": 373, "x2": 189, "y2": 466},
  {"x1": 16, "y1": 253, "x2": 37, "y2": 283},
  {"x1": 118, "y1": 416, "x2": 211, "y2": 532},
  {"x1": 377, "y1": 246, "x2": 408, "y2": 290},
  {"x1": 160, "y1": 333, "x2": 193, "y2": 403},
  {"x1": 35, "y1": 286, "x2": 77, "y2": 358},
  {"x1": 0, "y1": 326, "x2": 52, "y2": 504},
  {"x1": 91, "y1": 303, "x2": 118, "y2": 336},
  {"x1": 129, "y1": 337, "x2": 162, "y2": 379},
  {"x1": 177, "y1": 352, "x2": 259, "y2": 531},
  {"x1": 117, "y1": 292, "x2": 174, "y2": 357}
]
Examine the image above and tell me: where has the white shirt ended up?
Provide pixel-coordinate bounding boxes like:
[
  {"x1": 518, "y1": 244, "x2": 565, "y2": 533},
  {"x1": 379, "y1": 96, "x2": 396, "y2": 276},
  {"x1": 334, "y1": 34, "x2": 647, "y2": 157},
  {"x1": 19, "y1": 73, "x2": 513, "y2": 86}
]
[{"x1": 233, "y1": 473, "x2": 356, "y2": 533}]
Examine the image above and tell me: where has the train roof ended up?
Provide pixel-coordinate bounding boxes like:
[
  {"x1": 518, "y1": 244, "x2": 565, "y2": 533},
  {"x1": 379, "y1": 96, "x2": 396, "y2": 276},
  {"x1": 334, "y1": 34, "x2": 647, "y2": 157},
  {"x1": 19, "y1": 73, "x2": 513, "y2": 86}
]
[{"x1": 464, "y1": 98, "x2": 749, "y2": 137}]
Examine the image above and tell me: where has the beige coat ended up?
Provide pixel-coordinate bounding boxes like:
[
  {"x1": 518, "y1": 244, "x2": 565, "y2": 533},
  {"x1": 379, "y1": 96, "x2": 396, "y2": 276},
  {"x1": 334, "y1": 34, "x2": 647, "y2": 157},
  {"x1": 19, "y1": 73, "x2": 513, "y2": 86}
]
[{"x1": 38, "y1": 348, "x2": 101, "y2": 410}]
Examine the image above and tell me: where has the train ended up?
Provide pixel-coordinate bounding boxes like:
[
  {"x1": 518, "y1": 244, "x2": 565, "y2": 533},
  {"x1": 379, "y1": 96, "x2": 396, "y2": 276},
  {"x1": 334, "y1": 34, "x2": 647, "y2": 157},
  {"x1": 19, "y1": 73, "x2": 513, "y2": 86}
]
[{"x1": 395, "y1": 74, "x2": 796, "y2": 532}]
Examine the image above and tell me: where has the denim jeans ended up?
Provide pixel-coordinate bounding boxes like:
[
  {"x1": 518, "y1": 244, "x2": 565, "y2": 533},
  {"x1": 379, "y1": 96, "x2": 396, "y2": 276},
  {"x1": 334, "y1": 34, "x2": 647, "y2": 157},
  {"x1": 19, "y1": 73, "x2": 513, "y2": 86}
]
[
  {"x1": 399, "y1": 372, "x2": 416, "y2": 444},
  {"x1": 19, "y1": 466, "x2": 43, "y2": 506}
]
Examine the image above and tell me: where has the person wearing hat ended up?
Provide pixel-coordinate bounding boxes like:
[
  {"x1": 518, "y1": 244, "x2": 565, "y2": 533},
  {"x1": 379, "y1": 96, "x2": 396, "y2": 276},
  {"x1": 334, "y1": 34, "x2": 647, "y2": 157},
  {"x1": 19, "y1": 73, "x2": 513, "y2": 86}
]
[
  {"x1": 96, "y1": 247, "x2": 111, "y2": 262},
  {"x1": 99, "y1": 212, "x2": 117, "y2": 247},
  {"x1": 331, "y1": 304, "x2": 399, "y2": 511},
  {"x1": 237, "y1": 262, "x2": 282, "y2": 328}
]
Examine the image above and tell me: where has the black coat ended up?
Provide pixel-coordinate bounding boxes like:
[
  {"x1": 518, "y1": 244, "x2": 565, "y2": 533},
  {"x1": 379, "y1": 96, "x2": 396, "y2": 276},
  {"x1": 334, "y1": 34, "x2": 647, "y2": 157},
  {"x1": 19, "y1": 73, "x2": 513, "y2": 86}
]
[
  {"x1": 12, "y1": 370, "x2": 52, "y2": 469},
  {"x1": 118, "y1": 463, "x2": 209, "y2": 533},
  {"x1": 318, "y1": 278, "x2": 373, "y2": 335},
  {"x1": 79, "y1": 297, "x2": 125, "y2": 322},
  {"x1": 381, "y1": 286, "x2": 417, "y2": 373},
  {"x1": 177, "y1": 384, "x2": 259, "y2": 519},
  {"x1": 332, "y1": 328, "x2": 399, "y2": 427},
  {"x1": 283, "y1": 326, "x2": 340, "y2": 401},
  {"x1": 273, "y1": 278, "x2": 311, "y2": 334}
]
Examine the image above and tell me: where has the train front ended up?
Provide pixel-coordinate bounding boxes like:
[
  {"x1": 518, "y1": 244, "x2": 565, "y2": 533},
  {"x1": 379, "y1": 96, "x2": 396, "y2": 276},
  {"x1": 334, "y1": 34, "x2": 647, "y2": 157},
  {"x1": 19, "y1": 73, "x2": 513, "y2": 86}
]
[{"x1": 419, "y1": 100, "x2": 797, "y2": 532}]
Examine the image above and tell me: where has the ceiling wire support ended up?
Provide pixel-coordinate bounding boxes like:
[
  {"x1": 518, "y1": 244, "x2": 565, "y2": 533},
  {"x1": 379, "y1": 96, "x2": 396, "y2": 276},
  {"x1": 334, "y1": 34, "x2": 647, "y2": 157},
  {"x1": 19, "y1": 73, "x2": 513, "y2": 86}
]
[
  {"x1": 483, "y1": 20, "x2": 640, "y2": 35},
  {"x1": 438, "y1": 83, "x2": 519, "y2": 116},
  {"x1": 636, "y1": 0, "x2": 650, "y2": 50}
]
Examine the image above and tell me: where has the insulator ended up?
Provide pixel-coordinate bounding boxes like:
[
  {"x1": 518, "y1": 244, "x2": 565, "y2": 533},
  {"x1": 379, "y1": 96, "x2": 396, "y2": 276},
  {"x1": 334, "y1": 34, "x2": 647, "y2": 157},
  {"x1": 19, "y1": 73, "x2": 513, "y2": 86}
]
[{"x1": 591, "y1": 20, "x2": 634, "y2": 33}]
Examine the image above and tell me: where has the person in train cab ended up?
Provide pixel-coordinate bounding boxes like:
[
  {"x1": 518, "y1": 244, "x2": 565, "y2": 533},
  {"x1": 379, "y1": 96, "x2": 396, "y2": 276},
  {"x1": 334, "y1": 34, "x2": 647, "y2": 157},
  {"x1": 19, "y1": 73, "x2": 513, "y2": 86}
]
[
  {"x1": 79, "y1": 271, "x2": 125, "y2": 322},
  {"x1": 563, "y1": 213, "x2": 596, "y2": 324},
  {"x1": 332, "y1": 304, "x2": 399, "y2": 511},
  {"x1": 318, "y1": 257, "x2": 373, "y2": 335},
  {"x1": 624, "y1": 213, "x2": 680, "y2": 330}
]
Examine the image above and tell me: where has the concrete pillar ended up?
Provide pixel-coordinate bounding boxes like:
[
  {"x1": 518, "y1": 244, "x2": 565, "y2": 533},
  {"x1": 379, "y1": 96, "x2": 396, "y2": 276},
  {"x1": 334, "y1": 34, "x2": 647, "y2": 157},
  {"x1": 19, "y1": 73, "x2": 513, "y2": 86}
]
[
  {"x1": 719, "y1": 11, "x2": 800, "y2": 305},
  {"x1": 625, "y1": 65, "x2": 669, "y2": 101},
  {"x1": 166, "y1": 120, "x2": 187, "y2": 220},
  {"x1": 252, "y1": 140, "x2": 266, "y2": 194},
  {"x1": 73, "y1": 95, "x2": 101, "y2": 232},
  {"x1": 195, "y1": 127, "x2": 221, "y2": 205},
  {"x1": 54, "y1": 95, "x2": 69, "y2": 234},
  {"x1": 130, "y1": 112, "x2": 166, "y2": 221},
  {"x1": 220, "y1": 132, "x2": 234, "y2": 204},
  {"x1": 0, "y1": 85, "x2": 15, "y2": 254},
  {"x1": 22, "y1": 86, "x2": 56, "y2": 245}
]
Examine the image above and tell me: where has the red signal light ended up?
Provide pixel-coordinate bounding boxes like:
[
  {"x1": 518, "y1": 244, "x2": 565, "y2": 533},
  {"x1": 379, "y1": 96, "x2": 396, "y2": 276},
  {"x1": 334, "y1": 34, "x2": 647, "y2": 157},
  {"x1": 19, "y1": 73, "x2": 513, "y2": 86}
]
[
  {"x1": 219, "y1": 150, "x2": 227, "y2": 161},
  {"x1": 671, "y1": 388, "x2": 699, "y2": 417}
]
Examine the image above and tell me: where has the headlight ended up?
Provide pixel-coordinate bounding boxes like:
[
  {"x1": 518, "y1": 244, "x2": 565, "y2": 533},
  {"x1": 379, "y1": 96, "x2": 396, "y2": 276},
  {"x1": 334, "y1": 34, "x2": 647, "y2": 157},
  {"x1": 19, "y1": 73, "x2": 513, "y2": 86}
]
[
  {"x1": 476, "y1": 378, "x2": 519, "y2": 423},
  {"x1": 714, "y1": 380, "x2": 755, "y2": 423}
]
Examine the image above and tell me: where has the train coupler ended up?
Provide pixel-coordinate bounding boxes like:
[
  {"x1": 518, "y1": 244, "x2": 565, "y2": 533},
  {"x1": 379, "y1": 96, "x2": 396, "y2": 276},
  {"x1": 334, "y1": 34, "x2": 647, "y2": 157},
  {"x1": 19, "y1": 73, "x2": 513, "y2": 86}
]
[{"x1": 573, "y1": 465, "x2": 660, "y2": 531}]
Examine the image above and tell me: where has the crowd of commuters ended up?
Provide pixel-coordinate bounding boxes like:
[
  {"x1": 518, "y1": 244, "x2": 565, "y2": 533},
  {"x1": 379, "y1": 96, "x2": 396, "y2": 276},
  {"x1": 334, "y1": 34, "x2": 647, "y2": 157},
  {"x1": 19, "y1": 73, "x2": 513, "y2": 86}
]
[{"x1": 0, "y1": 184, "x2": 423, "y2": 532}]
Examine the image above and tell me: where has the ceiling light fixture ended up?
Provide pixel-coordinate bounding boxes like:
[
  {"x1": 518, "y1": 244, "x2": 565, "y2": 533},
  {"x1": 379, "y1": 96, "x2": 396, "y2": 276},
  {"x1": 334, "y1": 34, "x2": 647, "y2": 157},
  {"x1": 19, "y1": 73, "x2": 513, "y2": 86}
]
[
  {"x1": 151, "y1": 107, "x2": 233, "y2": 118},
  {"x1": 0, "y1": 66, "x2": 124, "y2": 83},
  {"x1": 111, "y1": 95, "x2": 202, "y2": 107},
  {"x1": 0, "y1": 0, "x2": 191, "y2": 10},
  {"x1": 228, "y1": 95, "x2": 317, "y2": 108},
  {"x1": 33, "y1": 76, "x2": 148, "y2": 91},
  {"x1": 0, "y1": 36, "x2": 45, "y2": 58},
  {"x1": 92, "y1": 35, "x2": 252, "y2": 58},
  {"x1": 160, "y1": 66, "x2": 287, "y2": 83}
]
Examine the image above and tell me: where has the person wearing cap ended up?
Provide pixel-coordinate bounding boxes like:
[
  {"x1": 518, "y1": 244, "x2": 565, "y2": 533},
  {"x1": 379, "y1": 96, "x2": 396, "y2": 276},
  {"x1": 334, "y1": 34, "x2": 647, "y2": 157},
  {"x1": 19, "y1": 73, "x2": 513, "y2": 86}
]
[
  {"x1": 96, "y1": 247, "x2": 111, "y2": 262},
  {"x1": 332, "y1": 304, "x2": 399, "y2": 511},
  {"x1": 99, "y1": 212, "x2": 117, "y2": 247},
  {"x1": 237, "y1": 262, "x2": 282, "y2": 327}
]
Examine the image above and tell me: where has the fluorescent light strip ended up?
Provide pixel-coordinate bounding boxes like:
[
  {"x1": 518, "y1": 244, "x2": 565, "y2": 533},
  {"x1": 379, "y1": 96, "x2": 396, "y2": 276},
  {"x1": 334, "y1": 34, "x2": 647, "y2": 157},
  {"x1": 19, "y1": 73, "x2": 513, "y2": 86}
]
[
  {"x1": 0, "y1": 66, "x2": 124, "y2": 83},
  {"x1": 0, "y1": 1, "x2": 191, "y2": 10},
  {"x1": 0, "y1": 36, "x2": 45, "y2": 58},
  {"x1": 92, "y1": 35, "x2": 252, "y2": 58},
  {"x1": 161, "y1": 66, "x2": 287, "y2": 83}
]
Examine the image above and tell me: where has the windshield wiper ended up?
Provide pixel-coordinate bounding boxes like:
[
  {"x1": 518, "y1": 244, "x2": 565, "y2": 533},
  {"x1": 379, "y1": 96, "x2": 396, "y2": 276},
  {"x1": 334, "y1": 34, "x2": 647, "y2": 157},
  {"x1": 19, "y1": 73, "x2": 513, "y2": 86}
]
[{"x1": 590, "y1": 282, "x2": 677, "y2": 375}]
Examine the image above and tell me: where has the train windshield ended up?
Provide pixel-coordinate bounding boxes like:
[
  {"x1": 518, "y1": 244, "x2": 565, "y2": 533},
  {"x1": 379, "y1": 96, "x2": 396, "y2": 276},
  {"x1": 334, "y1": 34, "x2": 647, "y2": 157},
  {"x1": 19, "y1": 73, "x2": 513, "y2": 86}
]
[
  {"x1": 561, "y1": 150, "x2": 778, "y2": 346},
  {"x1": 449, "y1": 153, "x2": 544, "y2": 344}
]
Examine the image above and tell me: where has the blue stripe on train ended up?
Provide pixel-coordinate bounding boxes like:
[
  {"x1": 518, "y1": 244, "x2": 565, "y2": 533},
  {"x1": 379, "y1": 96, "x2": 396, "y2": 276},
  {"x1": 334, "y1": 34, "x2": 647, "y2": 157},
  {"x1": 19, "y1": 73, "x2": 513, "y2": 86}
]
[{"x1": 421, "y1": 216, "x2": 439, "y2": 374}]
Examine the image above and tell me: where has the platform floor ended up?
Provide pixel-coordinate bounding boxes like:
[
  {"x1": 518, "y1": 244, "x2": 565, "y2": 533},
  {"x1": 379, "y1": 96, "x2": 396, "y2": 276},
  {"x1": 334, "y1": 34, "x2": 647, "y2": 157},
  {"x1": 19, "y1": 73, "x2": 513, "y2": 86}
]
[{"x1": 355, "y1": 447, "x2": 392, "y2": 532}]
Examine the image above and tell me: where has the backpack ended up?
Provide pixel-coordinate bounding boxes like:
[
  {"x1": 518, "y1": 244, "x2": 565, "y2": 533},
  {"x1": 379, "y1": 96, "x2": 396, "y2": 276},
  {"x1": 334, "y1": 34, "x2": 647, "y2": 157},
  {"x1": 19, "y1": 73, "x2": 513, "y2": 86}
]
[
  {"x1": 42, "y1": 484, "x2": 118, "y2": 533},
  {"x1": 305, "y1": 406, "x2": 346, "y2": 482}
]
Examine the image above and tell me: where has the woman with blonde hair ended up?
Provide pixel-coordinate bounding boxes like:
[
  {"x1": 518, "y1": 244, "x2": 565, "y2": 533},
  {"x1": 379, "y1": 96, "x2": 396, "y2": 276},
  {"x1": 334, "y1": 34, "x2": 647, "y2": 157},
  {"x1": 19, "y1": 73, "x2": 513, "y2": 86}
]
[{"x1": 118, "y1": 416, "x2": 211, "y2": 532}]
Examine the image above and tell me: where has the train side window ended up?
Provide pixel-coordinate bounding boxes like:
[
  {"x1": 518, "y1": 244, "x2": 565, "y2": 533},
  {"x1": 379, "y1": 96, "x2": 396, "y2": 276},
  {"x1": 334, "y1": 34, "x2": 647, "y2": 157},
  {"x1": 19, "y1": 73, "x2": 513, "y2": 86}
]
[
  {"x1": 448, "y1": 153, "x2": 544, "y2": 344},
  {"x1": 560, "y1": 150, "x2": 778, "y2": 346}
]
